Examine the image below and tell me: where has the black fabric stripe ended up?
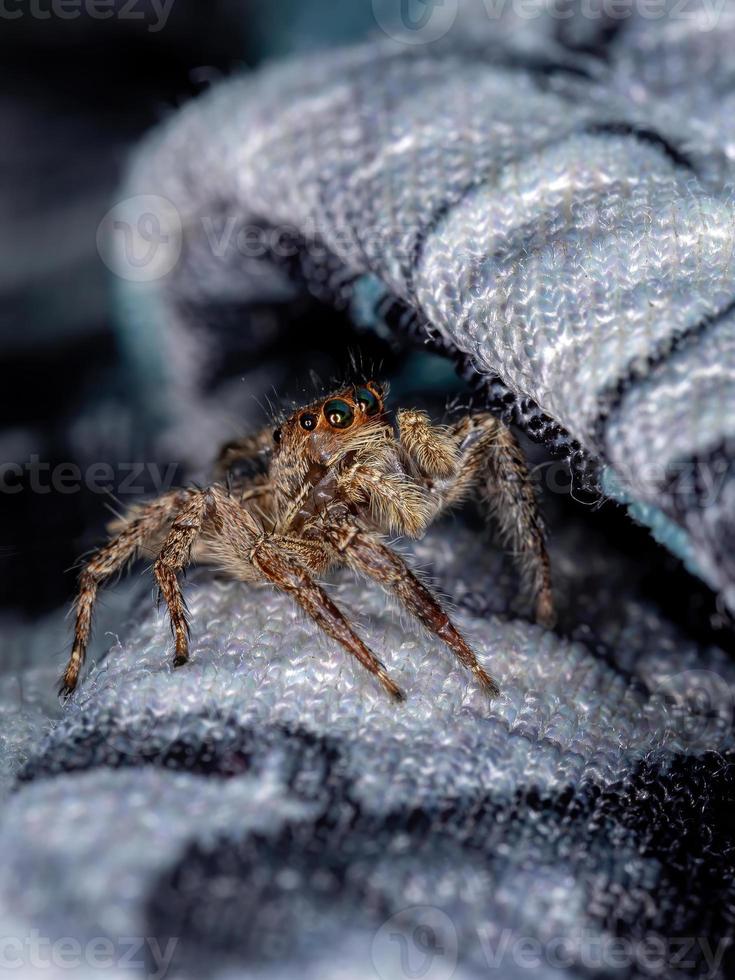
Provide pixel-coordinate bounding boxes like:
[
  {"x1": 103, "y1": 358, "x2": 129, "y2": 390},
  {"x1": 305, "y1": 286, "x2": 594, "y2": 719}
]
[
  {"x1": 554, "y1": 6, "x2": 628, "y2": 58},
  {"x1": 403, "y1": 179, "x2": 483, "y2": 299},
  {"x1": 592, "y1": 295, "x2": 735, "y2": 459},
  {"x1": 409, "y1": 116, "x2": 699, "y2": 299},
  {"x1": 585, "y1": 120, "x2": 699, "y2": 173},
  {"x1": 143, "y1": 743, "x2": 735, "y2": 978}
]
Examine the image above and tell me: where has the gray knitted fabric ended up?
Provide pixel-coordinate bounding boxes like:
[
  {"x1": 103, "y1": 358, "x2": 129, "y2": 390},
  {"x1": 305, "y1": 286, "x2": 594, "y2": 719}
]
[{"x1": 6, "y1": 521, "x2": 735, "y2": 979}]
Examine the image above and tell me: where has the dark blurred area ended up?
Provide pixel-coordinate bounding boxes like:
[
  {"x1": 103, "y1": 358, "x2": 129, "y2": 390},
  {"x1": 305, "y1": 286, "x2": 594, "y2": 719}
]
[{"x1": 0, "y1": 0, "x2": 391, "y2": 615}]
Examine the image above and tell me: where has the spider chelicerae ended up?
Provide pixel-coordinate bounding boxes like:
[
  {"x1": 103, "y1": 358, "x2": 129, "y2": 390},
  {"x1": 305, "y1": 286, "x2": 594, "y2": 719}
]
[{"x1": 61, "y1": 381, "x2": 554, "y2": 701}]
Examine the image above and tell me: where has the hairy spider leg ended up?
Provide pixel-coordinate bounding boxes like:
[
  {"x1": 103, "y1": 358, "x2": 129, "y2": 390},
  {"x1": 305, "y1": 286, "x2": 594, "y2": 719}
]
[
  {"x1": 323, "y1": 523, "x2": 499, "y2": 695},
  {"x1": 61, "y1": 489, "x2": 189, "y2": 697},
  {"x1": 438, "y1": 414, "x2": 555, "y2": 628}
]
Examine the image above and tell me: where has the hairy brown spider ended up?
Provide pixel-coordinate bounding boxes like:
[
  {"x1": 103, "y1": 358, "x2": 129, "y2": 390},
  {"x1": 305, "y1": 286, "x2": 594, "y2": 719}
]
[{"x1": 61, "y1": 381, "x2": 554, "y2": 701}]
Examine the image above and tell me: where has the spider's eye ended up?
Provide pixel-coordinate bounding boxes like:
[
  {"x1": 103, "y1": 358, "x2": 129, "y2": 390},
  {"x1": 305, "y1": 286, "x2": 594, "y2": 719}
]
[
  {"x1": 299, "y1": 413, "x2": 318, "y2": 431},
  {"x1": 273, "y1": 427, "x2": 282, "y2": 444},
  {"x1": 323, "y1": 399, "x2": 354, "y2": 429},
  {"x1": 355, "y1": 387, "x2": 380, "y2": 416}
]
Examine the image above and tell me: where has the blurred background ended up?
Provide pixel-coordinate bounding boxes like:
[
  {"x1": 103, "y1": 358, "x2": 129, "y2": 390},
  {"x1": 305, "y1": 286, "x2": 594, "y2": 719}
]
[{"x1": 0, "y1": 0, "x2": 409, "y2": 622}]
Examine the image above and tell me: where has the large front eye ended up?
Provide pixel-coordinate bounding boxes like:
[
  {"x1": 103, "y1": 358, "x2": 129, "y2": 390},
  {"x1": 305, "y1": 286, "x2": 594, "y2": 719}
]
[
  {"x1": 273, "y1": 427, "x2": 282, "y2": 444},
  {"x1": 299, "y1": 413, "x2": 318, "y2": 431},
  {"x1": 323, "y1": 399, "x2": 354, "y2": 429},
  {"x1": 355, "y1": 387, "x2": 380, "y2": 416}
]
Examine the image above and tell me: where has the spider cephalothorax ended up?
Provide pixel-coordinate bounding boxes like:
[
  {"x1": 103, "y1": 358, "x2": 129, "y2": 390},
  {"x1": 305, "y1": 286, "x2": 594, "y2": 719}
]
[
  {"x1": 269, "y1": 381, "x2": 394, "y2": 518},
  {"x1": 60, "y1": 380, "x2": 554, "y2": 701}
]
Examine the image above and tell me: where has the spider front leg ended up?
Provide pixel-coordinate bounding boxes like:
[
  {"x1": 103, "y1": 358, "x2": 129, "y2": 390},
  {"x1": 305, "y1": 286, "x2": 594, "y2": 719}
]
[
  {"x1": 203, "y1": 490, "x2": 406, "y2": 701},
  {"x1": 324, "y1": 524, "x2": 499, "y2": 696},
  {"x1": 61, "y1": 489, "x2": 189, "y2": 697},
  {"x1": 444, "y1": 414, "x2": 555, "y2": 628},
  {"x1": 337, "y1": 460, "x2": 434, "y2": 537},
  {"x1": 397, "y1": 408, "x2": 459, "y2": 479}
]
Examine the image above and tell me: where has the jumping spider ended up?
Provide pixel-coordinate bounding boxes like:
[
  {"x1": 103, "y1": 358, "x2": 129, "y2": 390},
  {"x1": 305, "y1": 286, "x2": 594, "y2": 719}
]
[{"x1": 61, "y1": 382, "x2": 554, "y2": 701}]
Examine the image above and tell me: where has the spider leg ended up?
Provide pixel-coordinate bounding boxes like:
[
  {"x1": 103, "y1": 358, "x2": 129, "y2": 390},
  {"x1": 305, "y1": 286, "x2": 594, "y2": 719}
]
[
  {"x1": 152, "y1": 489, "x2": 214, "y2": 669},
  {"x1": 337, "y1": 461, "x2": 434, "y2": 537},
  {"x1": 396, "y1": 408, "x2": 459, "y2": 478},
  {"x1": 204, "y1": 491, "x2": 405, "y2": 701},
  {"x1": 60, "y1": 489, "x2": 189, "y2": 697},
  {"x1": 484, "y1": 420, "x2": 554, "y2": 627},
  {"x1": 441, "y1": 415, "x2": 555, "y2": 628},
  {"x1": 214, "y1": 424, "x2": 275, "y2": 480},
  {"x1": 255, "y1": 540, "x2": 405, "y2": 701},
  {"x1": 324, "y1": 524, "x2": 499, "y2": 696}
]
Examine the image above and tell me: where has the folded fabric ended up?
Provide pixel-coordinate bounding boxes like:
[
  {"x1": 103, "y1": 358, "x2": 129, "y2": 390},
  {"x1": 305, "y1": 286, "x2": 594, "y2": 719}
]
[
  {"x1": 6, "y1": 523, "x2": 735, "y2": 979},
  {"x1": 114, "y1": 0, "x2": 735, "y2": 610}
]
